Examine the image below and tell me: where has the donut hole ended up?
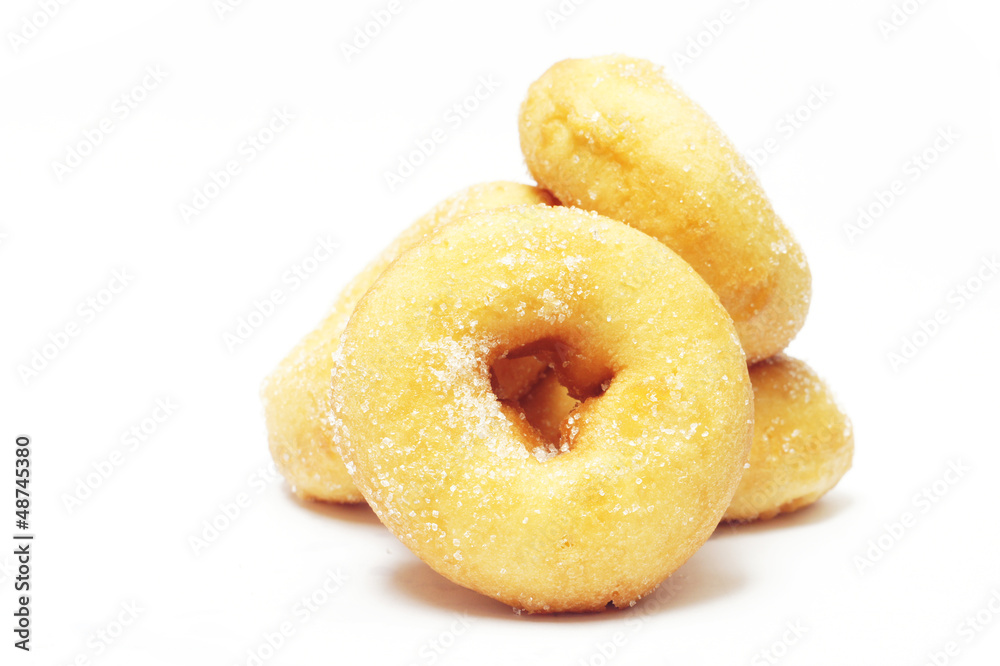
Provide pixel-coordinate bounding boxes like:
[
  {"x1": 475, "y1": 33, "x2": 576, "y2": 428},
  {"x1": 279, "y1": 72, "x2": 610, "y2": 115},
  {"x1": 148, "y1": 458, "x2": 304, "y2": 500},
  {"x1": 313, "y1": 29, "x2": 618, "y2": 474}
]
[
  {"x1": 490, "y1": 340, "x2": 613, "y2": 461},
  {"x1": 493, "y1": 338, "x2": 613, "y2": 401},
  {"x1": 519, "y1": 372, "x2": 579, "y2": 449}
]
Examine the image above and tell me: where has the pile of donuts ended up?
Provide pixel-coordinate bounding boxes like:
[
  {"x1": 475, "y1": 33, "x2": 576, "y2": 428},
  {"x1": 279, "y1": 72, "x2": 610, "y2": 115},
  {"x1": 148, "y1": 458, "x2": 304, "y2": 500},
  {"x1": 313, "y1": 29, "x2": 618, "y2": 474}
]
[{"x1": 261, "y1": 55, "x2": 853, "y2": 613}]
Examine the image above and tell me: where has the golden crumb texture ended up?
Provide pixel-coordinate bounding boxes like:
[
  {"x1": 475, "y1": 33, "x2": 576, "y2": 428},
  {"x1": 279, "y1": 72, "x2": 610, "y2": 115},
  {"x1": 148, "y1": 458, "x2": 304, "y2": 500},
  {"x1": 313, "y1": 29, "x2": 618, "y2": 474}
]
[
  {"x1": 260, "y1": 182, "x2": 556, "y2": 502},
  {"x1": 330, "y1": 206, "x2": 753, "y2": 613},
  {"x1": 724, "y1": 355, "x2": 853, "y2": 522},
  {"x1": 519, "y1": 55, "x2": 811, "y2": 362}
]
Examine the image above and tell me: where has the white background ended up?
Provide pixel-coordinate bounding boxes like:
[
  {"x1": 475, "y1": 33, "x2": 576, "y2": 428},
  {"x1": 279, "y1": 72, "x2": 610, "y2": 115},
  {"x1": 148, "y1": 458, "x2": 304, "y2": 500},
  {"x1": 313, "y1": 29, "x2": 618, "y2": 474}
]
[{"x1": 2, "y1": 0, "x2": 999, "y2": 664}]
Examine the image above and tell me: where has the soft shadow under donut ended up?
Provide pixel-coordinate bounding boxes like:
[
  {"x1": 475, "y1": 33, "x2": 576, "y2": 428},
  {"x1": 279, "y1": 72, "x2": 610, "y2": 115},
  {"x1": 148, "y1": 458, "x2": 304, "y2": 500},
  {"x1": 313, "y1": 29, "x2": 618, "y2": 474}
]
[
  {"x1": 389, "y1": 540, "x2": 745, "y2": 622},
  {"x1": 285, "y1": 488, "x2": 383, "y2": 526},
  {"x1": 711, "y1": 493, "x2": 853, "y2": 540}
]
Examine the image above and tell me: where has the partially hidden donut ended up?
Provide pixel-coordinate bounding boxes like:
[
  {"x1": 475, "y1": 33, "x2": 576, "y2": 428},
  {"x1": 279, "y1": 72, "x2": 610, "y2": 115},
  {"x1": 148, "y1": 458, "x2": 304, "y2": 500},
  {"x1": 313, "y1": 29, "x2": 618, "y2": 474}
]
[
  {"x1": 519, "y1": 55, "x2": 811, "y2": 363},
  {"x1": 518, "y1": 365, "x2": 577, "y2": 453},
  {"x1": 261, "y1": 182, "x2": 556, "y2": 502},
  {"x1": 512, "y1": 355, "x2": 853, "y2": 524},
  {"x1": 329, "y1": 205, "x2": 753, "y2": 612},
  {"x1": 490, "y1": 354, "x2": 550, "y2": 402},
  {"x1": 723, "y1": 355, "x2": 853, "y2": 522}
]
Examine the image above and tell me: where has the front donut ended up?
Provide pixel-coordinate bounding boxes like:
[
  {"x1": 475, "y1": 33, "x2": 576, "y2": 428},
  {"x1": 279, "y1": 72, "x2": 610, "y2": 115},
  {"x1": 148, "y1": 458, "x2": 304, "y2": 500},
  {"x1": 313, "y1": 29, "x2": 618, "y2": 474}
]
[{"x1": 329, "y1": 205, "x2": 753, "y2": 613}]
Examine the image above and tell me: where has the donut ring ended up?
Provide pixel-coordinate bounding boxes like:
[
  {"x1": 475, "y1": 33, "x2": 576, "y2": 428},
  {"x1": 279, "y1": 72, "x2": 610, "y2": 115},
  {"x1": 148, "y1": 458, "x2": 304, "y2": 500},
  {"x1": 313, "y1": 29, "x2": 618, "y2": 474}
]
[
  {"x1": 512, "y1": 356, "x2": 853, "y2": 523},
  {"x1": 261, "y1": 182, "x2": 556, "y2": 502},
  {"x1": 330, "y1": 205, "x2": 753, "y2": 612},
  {"x1": 519, "y1": 55, "x2": 811, "y2": 363},
  {"x1": 723, "y1": 355, "x2": 853, "y2": 522}
]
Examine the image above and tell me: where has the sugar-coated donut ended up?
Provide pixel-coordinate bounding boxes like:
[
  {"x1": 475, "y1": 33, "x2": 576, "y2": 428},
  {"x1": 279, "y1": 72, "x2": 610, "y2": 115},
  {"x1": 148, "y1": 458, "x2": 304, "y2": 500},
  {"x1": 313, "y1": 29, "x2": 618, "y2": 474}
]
[
  {"x1": 518, "y1": 368, "x2": 577, "y2": 451},
  {"x1": 261, "y1": 182, "x2": 556, "y2": 502},
  {"x1": 519, "y1": 55, "x2": 811, "y2": 363},
  {"x1": 510, "y1": 356, "x2": 853, "y2": 523},
  {"x1": 491, "y1": 354, "x2": 550, "y2": 402},
  {"x1": 723, "y1": 355, "x2": 853, "y2": 522},
  {"x1": 330, "y1": 205, "x2": 753, "y2": 613}
]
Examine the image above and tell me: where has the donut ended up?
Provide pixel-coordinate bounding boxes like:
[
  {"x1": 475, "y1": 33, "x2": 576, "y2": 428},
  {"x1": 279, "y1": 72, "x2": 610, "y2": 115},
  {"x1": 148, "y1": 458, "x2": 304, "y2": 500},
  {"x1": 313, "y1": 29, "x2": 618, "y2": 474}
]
[
  {"x1": 519, "y1": 55, "x2": 811, "y2": 363},
  {"x1": 261, "y1": 182, "x2": 556, "y2": 502},
  {"x1": 511, "y1": 355, "x2": 853, "y2": 524},
  {"x1": 723, "y1": 355, "x2": 853, "y2": 522},
  {"x1": 518, "y1": 367, "x2": 577, "y2": 450},
  {"x1": 490, "y1": 354, "x2": 550, "y2": 402},
  {"x1": 329, "y1": 205, "x2": 753, "y2": 612}
]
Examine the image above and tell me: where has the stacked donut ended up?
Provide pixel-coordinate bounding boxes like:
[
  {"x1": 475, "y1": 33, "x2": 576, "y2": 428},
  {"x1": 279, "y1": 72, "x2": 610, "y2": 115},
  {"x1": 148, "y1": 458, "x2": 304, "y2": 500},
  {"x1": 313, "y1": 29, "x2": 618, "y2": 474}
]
[{"x1": 261, "y1": 55, "x2": 853, "y2": 613}]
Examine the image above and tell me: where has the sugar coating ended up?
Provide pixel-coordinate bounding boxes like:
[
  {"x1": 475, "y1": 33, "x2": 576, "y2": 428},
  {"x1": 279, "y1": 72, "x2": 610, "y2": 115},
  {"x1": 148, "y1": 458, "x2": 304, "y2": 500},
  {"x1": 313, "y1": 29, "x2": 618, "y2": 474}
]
[
  {"x1": 260, "y1": 182, "x2": 557, "y2": 502},
  {"x1": 518, "y1": 355, "x2": 853, "y2": 523},
  {"x1": 519, "y1": 55, "x2": 812, "y2": 363},
  {"x1": 329, "y1": 205, "x2": 753, "y2": 613},
  {"x1": 723, "y1": 355, "x2": 854, "y2": 522}
]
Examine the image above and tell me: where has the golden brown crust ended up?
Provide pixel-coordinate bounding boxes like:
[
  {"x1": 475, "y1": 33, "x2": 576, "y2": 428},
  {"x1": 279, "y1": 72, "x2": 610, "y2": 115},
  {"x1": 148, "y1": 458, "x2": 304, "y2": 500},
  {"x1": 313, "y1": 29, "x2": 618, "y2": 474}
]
[
  {"x1": 519, "y1": 55, "x2": 811, "y2": 363},
  {"x1": 513, "y1": 354, "x2": 854, "y2": 525},
  {"x1": 261, "y1": 182, "x2": 556, "y2": 502},
  {"x1": 331, "y1": 206, "x2": 753, "y2": 613},
  {"x1": 723, "y1": 355, "x2": 853, "y2": 522}
]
